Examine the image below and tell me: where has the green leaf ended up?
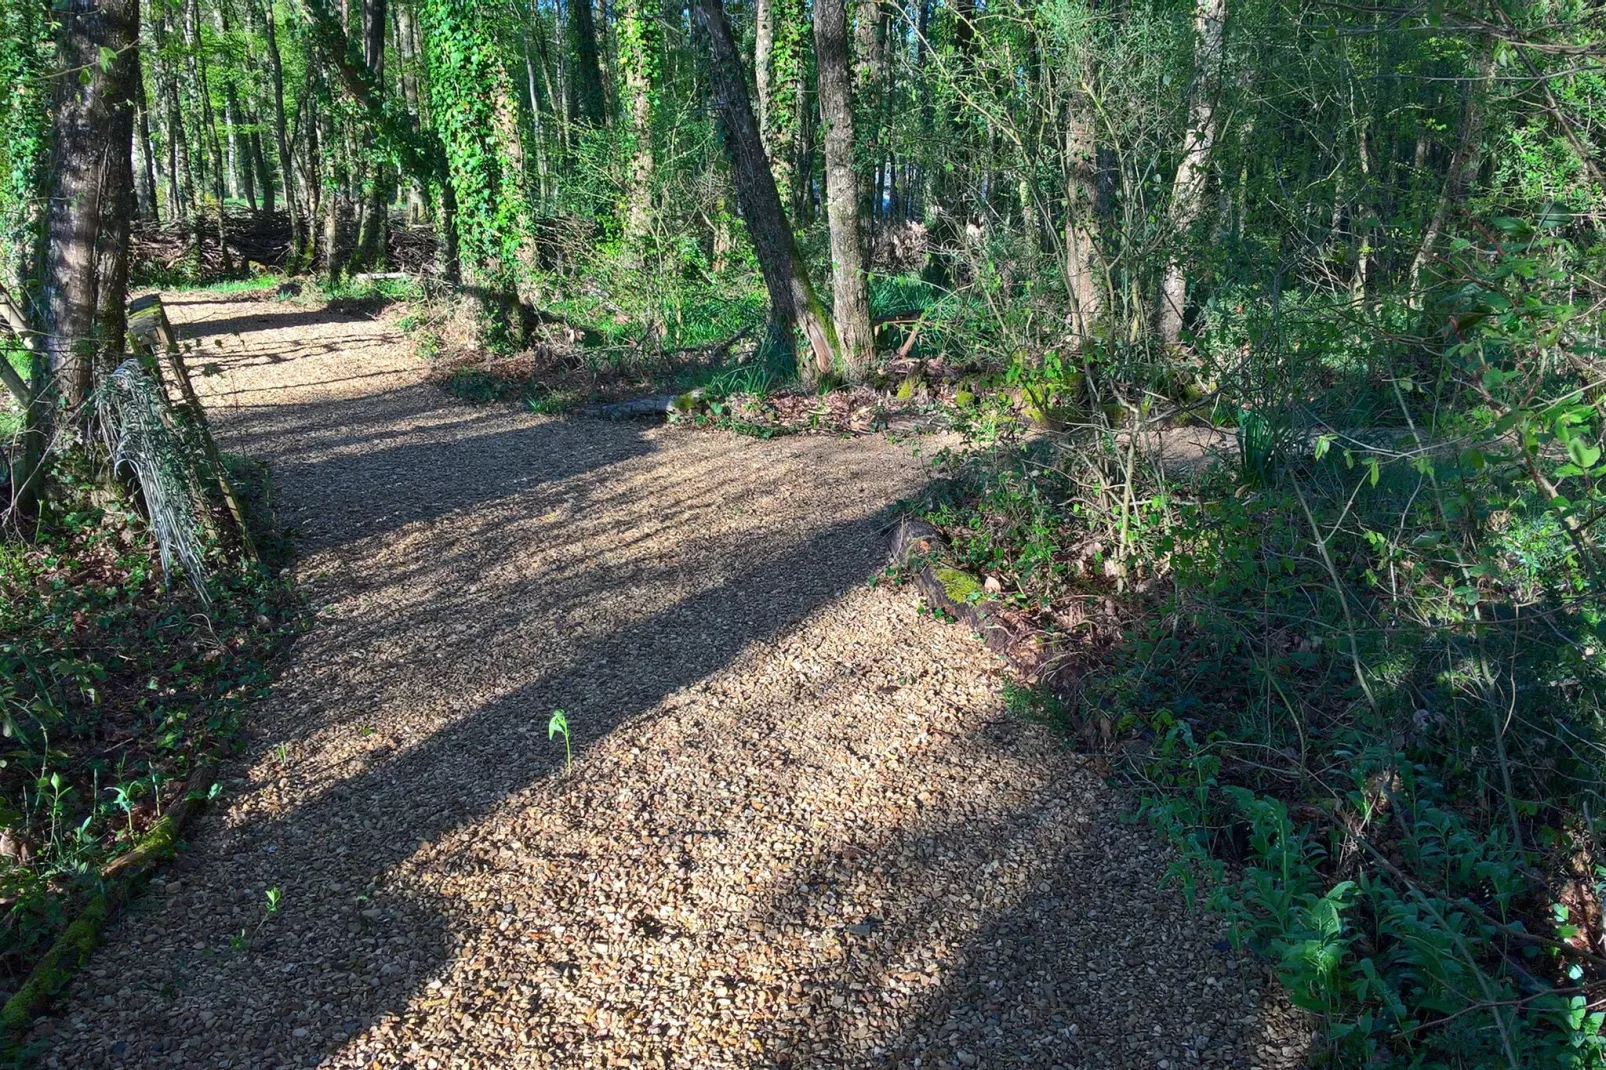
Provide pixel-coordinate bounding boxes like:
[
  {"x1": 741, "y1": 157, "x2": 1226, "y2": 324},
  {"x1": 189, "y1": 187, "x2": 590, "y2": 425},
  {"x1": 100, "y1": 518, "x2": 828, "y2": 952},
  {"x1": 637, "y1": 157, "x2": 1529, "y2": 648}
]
[
  {"x1": 98, "y1": 45, "x2": 116, "y2": 71},
  {"x1": 1567, "y1": 438, "x2": 1601, "y2": 470}
]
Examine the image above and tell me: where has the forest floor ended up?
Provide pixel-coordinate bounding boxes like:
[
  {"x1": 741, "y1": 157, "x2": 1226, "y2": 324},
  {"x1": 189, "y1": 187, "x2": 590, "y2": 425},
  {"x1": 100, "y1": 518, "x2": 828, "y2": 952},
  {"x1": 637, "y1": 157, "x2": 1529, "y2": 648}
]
[{"x1": 34, "y1": 290, "x2": 1310, "y2": 1068}]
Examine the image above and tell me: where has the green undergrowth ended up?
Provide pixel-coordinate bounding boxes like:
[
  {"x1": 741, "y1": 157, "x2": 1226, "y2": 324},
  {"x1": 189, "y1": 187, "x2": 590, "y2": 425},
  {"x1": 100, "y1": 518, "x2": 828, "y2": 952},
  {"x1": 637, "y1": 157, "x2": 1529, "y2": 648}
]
[
  {"x1": 426, "y1": 267, "x2": 988, "y2": 416},
  {"x1": 309, "y1": 272, "x2": 429, "y2": 311},
  {"x1": 922, "y1": 226, "x2": 1606, "y2": 1064},
  {"x1": 941, "y1": 429, "x2": 1606, "y2": 1065},
  {"x1": 0, "y1": 457, "x2": 299, "y2": 998}
]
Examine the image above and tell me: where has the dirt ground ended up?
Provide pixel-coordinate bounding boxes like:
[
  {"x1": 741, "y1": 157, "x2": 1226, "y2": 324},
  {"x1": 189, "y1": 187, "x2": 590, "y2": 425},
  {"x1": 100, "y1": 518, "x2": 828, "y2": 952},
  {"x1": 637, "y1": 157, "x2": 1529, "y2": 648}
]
[{"x1": 35, "y1": 289, "x2": 1311, "y2": 1068}]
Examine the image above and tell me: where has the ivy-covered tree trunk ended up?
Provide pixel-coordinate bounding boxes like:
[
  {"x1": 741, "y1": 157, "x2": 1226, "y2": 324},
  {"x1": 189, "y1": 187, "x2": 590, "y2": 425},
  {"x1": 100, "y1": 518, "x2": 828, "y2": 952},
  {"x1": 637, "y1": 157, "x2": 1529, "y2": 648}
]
[
  {"x1": 813, "y1": 0, "x2": 872, "y2": 381},
  {"x1": 693, "y1": 0, "x2": 838, "y2": 382},
  {"x1": 419, "y1": 0, "x2": 536, "y2": 325},
  {"x1": 755, "y1": 0, "x2": 804, "y2": 214},
  {"x1": 619, "y1": 0, "x2": 658, "y2": 261},
  {"x1": 42, "y1": 0, "x2": 141, "y2": 412},
  {"x1": 754, "y1": 0, "x2": 774, "y2": 129}
]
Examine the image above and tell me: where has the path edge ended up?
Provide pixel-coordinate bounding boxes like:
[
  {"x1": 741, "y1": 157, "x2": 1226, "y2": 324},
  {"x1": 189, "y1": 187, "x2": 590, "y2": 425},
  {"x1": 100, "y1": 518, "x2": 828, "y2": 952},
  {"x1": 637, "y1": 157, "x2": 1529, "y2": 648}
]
[{"x1": 1, "y1": 760, "x2": 220, "y2": 1054}]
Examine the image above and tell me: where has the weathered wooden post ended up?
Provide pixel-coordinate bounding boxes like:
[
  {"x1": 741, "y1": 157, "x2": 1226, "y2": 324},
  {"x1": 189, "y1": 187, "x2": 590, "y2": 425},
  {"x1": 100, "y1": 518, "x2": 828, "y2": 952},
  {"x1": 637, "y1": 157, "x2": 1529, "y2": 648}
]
[{"x1": 126, "y1": 294, "x2": 259, "y2": 564}]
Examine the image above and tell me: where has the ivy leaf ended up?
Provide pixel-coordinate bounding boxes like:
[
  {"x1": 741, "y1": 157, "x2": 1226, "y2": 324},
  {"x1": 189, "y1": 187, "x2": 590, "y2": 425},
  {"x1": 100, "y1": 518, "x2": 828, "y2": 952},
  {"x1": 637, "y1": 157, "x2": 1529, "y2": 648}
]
[{"x1": 98, "y1": 45, "x2": 117, "y2": 71}]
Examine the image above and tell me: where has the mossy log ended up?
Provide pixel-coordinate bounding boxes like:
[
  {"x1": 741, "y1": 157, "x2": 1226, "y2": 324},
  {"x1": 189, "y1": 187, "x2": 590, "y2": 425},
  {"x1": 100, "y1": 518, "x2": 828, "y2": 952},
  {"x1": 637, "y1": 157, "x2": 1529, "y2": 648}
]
[
  {"x1": 0, "y1": 761, "x2": 217, "y2": 1050},
  {"x1": 890, "y1": 518, "x2": 1048, "y2": 679},
  {"x1": 580, "y1": 389, "x2": 705, "y2": 421}
]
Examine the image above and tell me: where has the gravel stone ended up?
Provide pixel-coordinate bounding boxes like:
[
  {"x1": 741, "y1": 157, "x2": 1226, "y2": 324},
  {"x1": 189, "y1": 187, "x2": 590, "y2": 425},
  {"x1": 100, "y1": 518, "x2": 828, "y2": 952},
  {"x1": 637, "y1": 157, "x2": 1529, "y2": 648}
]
[{"x1": 35, "y1": 291, "x2": 1313, "y2": 1067}]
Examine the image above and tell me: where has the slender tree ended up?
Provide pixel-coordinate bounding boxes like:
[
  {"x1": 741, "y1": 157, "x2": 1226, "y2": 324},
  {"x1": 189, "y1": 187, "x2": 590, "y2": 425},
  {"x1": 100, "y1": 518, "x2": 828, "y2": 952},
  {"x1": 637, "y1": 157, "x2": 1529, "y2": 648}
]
[
  {"x1": 692, "y1": 0, "x2": 838, "y2": 381},
  {"x1": 255, "y1": 0, "x2": 306, "y2": 269},
  {"x1": 570, "y1": 0, "x2": 607, "y2": 126},
  {"x1": 1155, "y1": 0, "x2": 1226, "y2": 348},
  {"x1": 1063, "y1": 41, "x2": 1103, "y2": 342},
  {"x1": 813, "y1": 0, "x2": 872, "y2": 380}
]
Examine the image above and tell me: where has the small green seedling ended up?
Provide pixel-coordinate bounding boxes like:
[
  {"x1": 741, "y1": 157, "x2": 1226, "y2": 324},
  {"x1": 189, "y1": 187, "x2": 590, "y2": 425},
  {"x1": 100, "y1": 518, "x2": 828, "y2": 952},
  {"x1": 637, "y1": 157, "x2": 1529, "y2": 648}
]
[
  {"x1": 265, "y1": 886, "x2": 282, "y2": 914},
  {"x1": 548, "y1": 709, "x2": 572, "y2": 773}
]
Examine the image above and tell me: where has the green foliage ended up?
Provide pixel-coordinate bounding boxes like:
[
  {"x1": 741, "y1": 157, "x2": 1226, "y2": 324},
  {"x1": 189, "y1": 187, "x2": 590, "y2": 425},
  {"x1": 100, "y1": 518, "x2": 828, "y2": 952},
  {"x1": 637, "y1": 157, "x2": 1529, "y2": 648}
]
[
  {"x1": 922, "y1": 32, "x2": 1606, "y2": 1048},
  {"x1": 0, "y1": 0, "x2": 50, "y2": 295},
  {"x1": 547, "y1": 708, "x2": 571, "y2": 773},
  {"x1": 441, "y1": 368, "x2": 511, "y2": 405},
  {"x1": 418, "y1": 0, "x2": 533, "y2": 294},
  {"x1": 0, "y1": 478, "x2": 296, "y2": 988}
]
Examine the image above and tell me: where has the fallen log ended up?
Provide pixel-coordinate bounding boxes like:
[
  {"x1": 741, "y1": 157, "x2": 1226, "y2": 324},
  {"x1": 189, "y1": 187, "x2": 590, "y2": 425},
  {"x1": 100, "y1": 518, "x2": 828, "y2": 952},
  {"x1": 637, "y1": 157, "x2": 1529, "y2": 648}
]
[
  {"x1": 578, "y1": 389, "x2": 705, "y2": 421},
  {"x1": 890, "y1": 517, "x2": 1048, "y2": 680}
]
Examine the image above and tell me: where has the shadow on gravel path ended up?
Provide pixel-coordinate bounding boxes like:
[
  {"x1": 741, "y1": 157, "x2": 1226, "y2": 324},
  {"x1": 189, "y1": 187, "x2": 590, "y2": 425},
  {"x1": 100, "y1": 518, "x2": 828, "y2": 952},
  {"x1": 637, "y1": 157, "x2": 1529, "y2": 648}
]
[{"x1": 36, "y1": 291, "x2": 1308, "y2": 1069}]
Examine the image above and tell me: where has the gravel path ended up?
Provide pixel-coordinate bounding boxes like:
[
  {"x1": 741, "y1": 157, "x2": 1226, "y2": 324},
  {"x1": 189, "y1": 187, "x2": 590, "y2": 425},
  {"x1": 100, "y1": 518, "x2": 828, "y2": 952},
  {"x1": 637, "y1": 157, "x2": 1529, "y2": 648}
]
[{"x1": 37, "y1": 290, "x2": 1311, "y2": 1068}]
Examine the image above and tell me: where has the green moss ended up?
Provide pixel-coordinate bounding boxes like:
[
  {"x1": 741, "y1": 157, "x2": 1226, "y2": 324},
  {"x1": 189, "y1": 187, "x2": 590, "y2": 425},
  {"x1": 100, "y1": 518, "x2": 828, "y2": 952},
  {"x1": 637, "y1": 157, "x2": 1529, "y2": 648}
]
[
  {"x1": 935, "y1": 566, "x2": 985, "y2": 605},
  {"x1": 0, "y1": 891, "x2": 106, "y2": 1043}
]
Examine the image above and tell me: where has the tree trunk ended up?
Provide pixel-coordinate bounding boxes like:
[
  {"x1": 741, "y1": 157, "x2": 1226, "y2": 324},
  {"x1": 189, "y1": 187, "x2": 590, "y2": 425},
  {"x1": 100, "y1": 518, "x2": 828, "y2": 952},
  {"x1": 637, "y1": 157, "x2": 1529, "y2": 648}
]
[
  {"x1": 250, "y1": 122, "x2": 275, "y2": 218},
  {"x1": 528, "y1": 41, "x2": 553, "y2": 211},
  {"x1": 353, "y1": 0, "x2": 390, "y2": 269},
  {"x1": 754, "y1": 0, "x2": 774, "y2": 129},
  {"x1": 692, "y1": 0, "x2": 838, "y2": 381},
  {"x1": 792, "y1": 60, "x2": 816, "y2": 222},
  {"x1": 1155, "y1": 0, "x2": 1227, "y2": 348},
  {"x1": 570, "y1": 0, "x2": 607, "y2": 126},
  {"x1": 162, "y1": 65, "x2": 188, "y2": 219},
  {"x1": 362, "y1": 0, "x2": 386, "y2": 72},
  {"x1": 318, "y1": 87, "x2": 350, "y2": 278},
  {"x1": 43, "y1": 0, "x2": 141, "y2": 412},
  {"x1": 813, "y1": 0, "x2": 872, "y2": 380},
  {"x1": 134, "y1": 74, "x2": 160, "y2": 222},
  {"x1": 1407, "y1": 45, "x2": 1493, "y2": 301},
  {"x1": 258, "y1": 0, "x2": 306, "y2": 270},
  {"x1": 853, "y1": 0, "x2": 886, "y2": 227},
  {"x1": 189, "y1": 0, "x2": 232, "y2": 273},
  {"x1": 756, "y1": 0, "x2": 802, "y2": 212},
  {"x1": 224, "y1": 88, "x2": 257, "y2": 214},
  {"x1": 1064, "y1": 72, "x2": 1103, "y2": 343},
  {"x1": 395, "y1": 2, "x2": 430, "y2": 222},
  {"x1": 620, "y1": 0, "x2": 658, "y2": 259}
]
